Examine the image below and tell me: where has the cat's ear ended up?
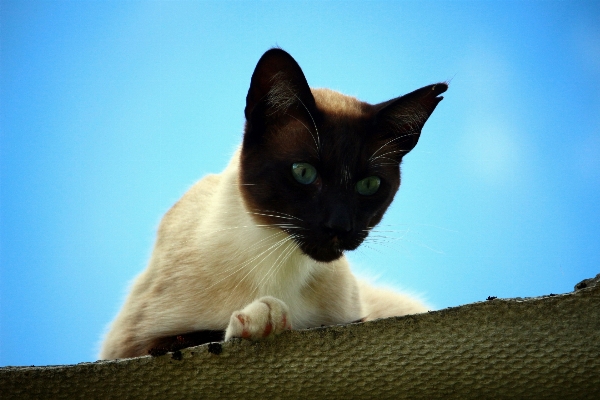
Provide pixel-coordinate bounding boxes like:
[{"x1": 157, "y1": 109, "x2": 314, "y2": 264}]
[
  {"x1": 373, "y1": 83, "x2": 447, "y2": 157},
  {"x1": 245, "y1": 48, "x2": 316, "y2": 127}
]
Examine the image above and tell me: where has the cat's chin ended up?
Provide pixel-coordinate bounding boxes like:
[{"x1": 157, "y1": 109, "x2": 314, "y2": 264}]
[
  {"x1": 295, "y1": 235, "x2": 364, "y2": 263},
  {"x1": 308, "y1": 252, "x2": 344, "y2": 263},
  {"x1": 299, "y1": 244, "x2": 345, "y2": 263},
  {"x1": 306, "y1": 250, "x2": 344, "y2": 263}
]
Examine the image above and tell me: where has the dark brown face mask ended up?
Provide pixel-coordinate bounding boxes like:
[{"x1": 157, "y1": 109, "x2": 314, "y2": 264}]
[{"x1": 240, "y1": 48, "x2": 447, "y2": 262}]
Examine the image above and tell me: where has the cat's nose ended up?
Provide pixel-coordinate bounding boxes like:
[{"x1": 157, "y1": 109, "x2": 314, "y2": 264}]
[{"x1": 322, "y1": 208, "x2": 352, "y2": 236}]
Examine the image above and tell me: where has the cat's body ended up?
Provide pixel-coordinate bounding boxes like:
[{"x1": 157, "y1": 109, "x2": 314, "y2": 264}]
[{"x1": 100, "y1": 49, "x2": 446, "y2": 359}]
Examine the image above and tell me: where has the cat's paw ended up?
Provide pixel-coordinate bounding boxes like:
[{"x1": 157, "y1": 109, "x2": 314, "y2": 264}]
[{"x1": 225, "y1": 296, "x2": 292, "y2": 341}]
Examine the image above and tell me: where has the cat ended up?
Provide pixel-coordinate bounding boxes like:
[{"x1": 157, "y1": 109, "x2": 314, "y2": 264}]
[{"x1": 99, "y1": 48, "x2": 447, "y2": 359}]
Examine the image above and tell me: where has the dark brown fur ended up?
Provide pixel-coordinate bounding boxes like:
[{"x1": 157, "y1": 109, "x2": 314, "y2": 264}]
[{"x1": 239, "y1": 49, "x2": 446, "y2": 262}]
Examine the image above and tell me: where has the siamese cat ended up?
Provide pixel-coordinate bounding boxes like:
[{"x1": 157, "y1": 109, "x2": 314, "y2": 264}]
[{"x1": 99, "y1": 49, "x2": 446, "y2": 359}]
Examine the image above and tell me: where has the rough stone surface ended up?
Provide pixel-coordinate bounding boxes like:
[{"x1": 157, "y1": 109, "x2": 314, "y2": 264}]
[
  {"x1": 574, "y1": 272, "x2": 600, "y2": 290},
  {"x1": 1, "y1": 278, "x2": 599, "y2": 399}
]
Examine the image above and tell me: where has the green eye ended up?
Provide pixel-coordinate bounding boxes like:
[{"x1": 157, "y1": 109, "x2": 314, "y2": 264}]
[
  {"x1": 356, "y1": 176, "x2": 381, "y2": 195},
  {"x1": 292, "y1": 162, "x2": 318, "y2": 184}
]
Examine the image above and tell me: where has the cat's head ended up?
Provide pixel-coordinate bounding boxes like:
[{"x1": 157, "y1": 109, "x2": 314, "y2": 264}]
[{"x1": 240, "y1": 49, "x2": 446, "y2": 263}]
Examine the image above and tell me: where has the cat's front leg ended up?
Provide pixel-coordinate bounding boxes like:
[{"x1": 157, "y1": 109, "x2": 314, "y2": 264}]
[{"x1": 225, "y1": 296, "x2": 292, "y2": 341}]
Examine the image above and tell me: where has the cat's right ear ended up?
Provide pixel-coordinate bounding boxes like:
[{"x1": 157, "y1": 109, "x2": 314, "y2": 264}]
[
  {"x1": 373, "y1": 83, "x2": 447, "y2": 158},
  {"x1": 244, "y1": 49, "x2": 317, "y2": 135}
]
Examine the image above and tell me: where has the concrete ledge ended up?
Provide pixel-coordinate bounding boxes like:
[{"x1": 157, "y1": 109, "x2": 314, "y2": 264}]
[{"x1": 2, "y1": 275, "x2": 599, "y2": 399}]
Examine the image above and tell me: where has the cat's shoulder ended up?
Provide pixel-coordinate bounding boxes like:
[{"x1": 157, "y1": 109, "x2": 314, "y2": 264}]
[
  {"x1": 187, "y1": 173, "x2": 222, "y2": 199},
  {"x1": 158, "y1": 173, "x2": 223, "y2": 235}
]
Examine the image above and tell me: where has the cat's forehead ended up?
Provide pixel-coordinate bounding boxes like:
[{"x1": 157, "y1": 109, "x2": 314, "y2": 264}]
[{"x1": 310, "y1": 88, "x2": 371, "y2": 118}]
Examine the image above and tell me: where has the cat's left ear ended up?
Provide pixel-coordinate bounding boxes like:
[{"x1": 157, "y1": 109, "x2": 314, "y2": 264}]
[
  {"x1": 244, "y1": 48, "x2": 316, "y2": 126},
  {"x1": 373, "y1": 83, "x2": 447, "y2": 157}
]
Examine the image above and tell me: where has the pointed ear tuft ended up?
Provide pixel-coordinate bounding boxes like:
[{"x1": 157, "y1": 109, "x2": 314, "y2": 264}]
[
  {"x1": 374, "y1": 83, "x2": 447, "y2": 156},
  {"x1": 245, "y1": 49, "x2": 316, "y2": 122}
]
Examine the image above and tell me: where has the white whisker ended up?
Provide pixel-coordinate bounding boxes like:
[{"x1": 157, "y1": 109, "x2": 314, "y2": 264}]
[
  {"x1": 293, "y1": 93, "x2": 321, "y2": 154},
  {"x1": 252, "y1": 238, "x2": 298, "y2": 297},
  {"x1": 203, "y1": 231, "x2": 289, "y2": 289},
  {"x1": 227, "y1": 235, "x2": 296, "y2": 297}
]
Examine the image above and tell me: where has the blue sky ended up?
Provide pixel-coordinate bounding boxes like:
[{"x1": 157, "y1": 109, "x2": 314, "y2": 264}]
[{"x1": 1, "y1": 1, "x2": 599, "y2": 367}]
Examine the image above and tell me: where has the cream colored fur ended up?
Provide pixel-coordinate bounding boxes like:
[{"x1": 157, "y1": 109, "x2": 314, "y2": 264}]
[{"x1": 99, "y1": 94, "x2": 428, "y2": 360}]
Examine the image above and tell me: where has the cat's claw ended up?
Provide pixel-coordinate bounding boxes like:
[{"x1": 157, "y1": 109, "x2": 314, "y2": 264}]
[{"x1": 225, "y1": 296, "x2": 291, "y2": 341}]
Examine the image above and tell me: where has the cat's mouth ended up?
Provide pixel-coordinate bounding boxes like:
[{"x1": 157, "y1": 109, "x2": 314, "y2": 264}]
[{"x1": 295, "y1": 234, "x2": 362, "y2": 263}]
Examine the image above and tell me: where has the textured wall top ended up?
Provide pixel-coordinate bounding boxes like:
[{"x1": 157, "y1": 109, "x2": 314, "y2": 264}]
[{"x1": 2, "y1": 275, "x2": 599, "y2": 400}]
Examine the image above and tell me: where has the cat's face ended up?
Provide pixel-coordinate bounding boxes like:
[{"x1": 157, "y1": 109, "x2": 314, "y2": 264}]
[{"x1": 240, "y1": 49, "x2": 446, "y2": 263}]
